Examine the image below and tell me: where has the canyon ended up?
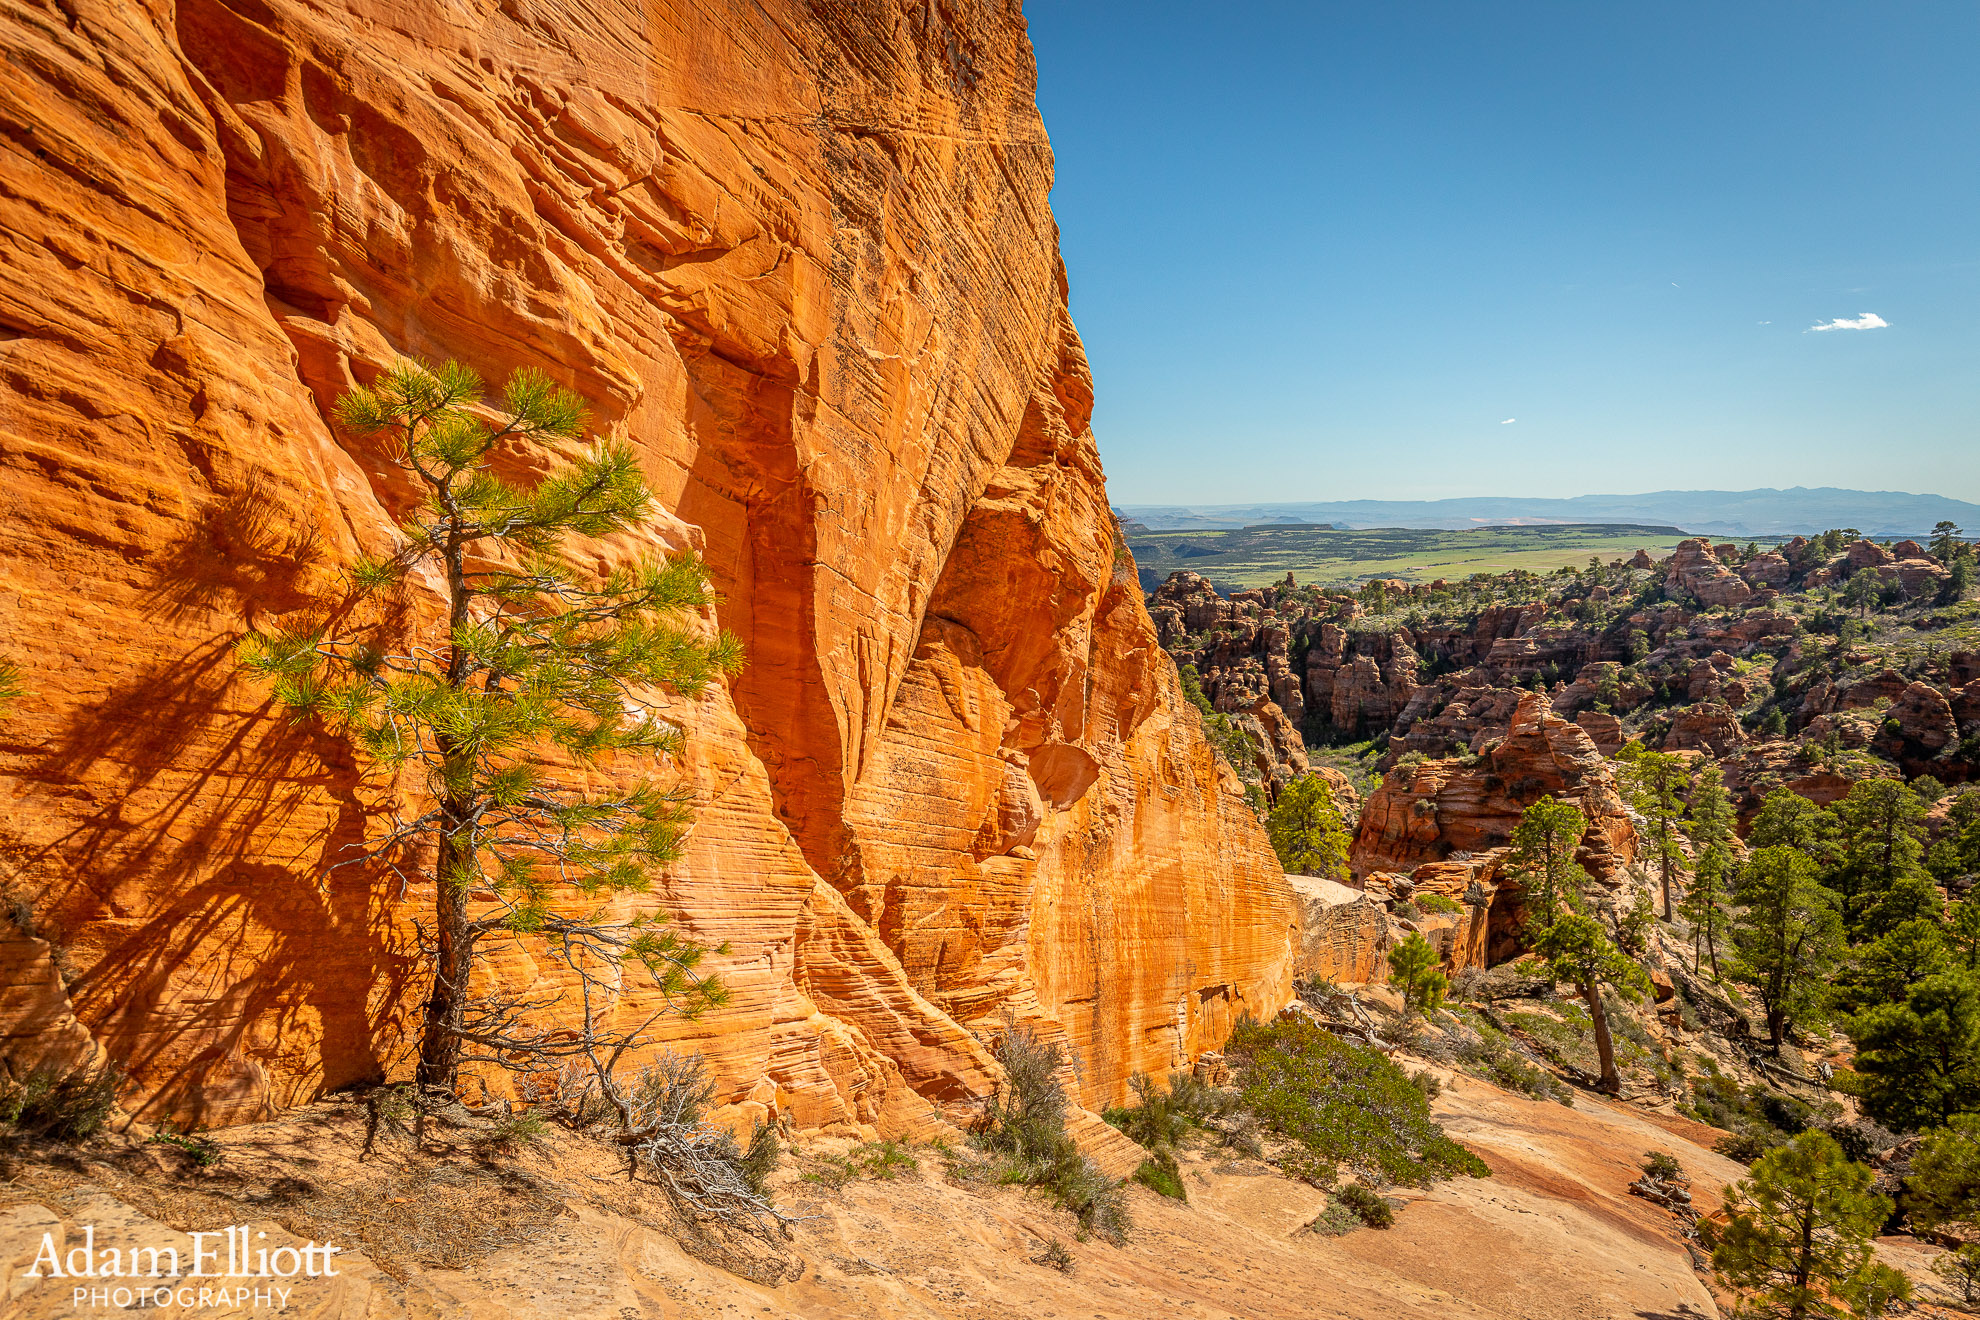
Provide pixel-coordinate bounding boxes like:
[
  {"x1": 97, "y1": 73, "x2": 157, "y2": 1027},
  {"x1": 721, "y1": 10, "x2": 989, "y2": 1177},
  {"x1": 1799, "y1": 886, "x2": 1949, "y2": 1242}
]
[{"x1": 0, "y1": 0, "x2": 1293, "y2": 1139}]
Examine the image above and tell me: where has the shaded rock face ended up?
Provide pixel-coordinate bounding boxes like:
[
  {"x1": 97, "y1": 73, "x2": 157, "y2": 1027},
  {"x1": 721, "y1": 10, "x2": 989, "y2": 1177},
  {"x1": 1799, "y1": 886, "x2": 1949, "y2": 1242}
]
[
  {"x1": 1351, "y1": 695, "x2": 1637, "y2": 886},
  {"x1": 0, "y1": 0, "x2": 1292, "y2": 1126}
]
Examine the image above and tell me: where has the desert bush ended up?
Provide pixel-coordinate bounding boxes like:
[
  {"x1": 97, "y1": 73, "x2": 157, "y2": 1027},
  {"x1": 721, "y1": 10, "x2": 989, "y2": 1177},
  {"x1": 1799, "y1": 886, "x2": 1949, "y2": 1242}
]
[
  {"x1": 1225, "y1": 1016, "x2": 1489, "y2": 1187},
  {"x1": 615, "y1": 1052, "x2": 785, "y2": 1235},
  {"x1": 149, "y1": 1121, "x2": 223, "y2": 1168},
  {"x1": 1132, "y1": 1151, "x2": 1187, "y2": 1201},
  {"x1": 1449, "y1": 1021, "x2": 1573, "y2": 1105},
  {"x1": 804, "y1": 1140, "x2": 917, "y2": 1188},
  {"x1": 1103, "y1": 1070, "x2": 1237, "y2": 1152},
  {"x1": 473, "y1": 1112, "x2": 550, "y2": 1156},
  {"x1": 0, "y1": 1063, "x2": 119, "y2": 1143},
  {"x1": 1416, "y1": 893, "x2": 1463, "y2": 916},
  {"x1": 1642, "y1": 1150, "x2": 1683, "y2": 1181},
  {"x1": 1335, "y1": 1182, "x2": 1395, "y2": 1228},
  {"x1": 1034, "y1": 1237, "x2": 1075, "y2": 1273},
  {"x1": 1309, "y1": 1200, "x2": 1363, "y2": 1236},
  {"x1": 978, "y1": 1021, "x2": 1130, "y2": 1242}
]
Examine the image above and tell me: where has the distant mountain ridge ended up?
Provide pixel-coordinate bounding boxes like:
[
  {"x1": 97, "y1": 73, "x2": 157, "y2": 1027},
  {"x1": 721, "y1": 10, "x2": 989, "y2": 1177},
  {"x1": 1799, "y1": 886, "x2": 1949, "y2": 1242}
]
[{"x1": 1116, "y1": 488, "x2": 1980, "y2": 538}]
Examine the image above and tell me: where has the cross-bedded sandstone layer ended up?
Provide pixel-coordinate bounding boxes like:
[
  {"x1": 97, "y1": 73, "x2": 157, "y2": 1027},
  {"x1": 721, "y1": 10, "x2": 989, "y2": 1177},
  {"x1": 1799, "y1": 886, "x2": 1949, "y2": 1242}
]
[{"x1": 0, "y1": 0, "x2": 1294, "y2": 1129}]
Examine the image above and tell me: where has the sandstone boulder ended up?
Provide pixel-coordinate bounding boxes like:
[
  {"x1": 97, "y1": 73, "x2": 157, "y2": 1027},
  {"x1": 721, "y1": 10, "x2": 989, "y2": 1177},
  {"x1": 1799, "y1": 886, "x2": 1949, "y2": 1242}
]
[
  {"x1": 1665, "y1": 540, "x2": 1752, "y2": 608},
  {"x1": 1740, "y1": 553, "x2": 1791, "y2": 587}
]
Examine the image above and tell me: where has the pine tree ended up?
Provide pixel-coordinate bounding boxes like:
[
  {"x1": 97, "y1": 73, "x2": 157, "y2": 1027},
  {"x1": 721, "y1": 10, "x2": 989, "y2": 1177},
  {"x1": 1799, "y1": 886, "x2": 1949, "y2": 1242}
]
[
  {"x1": 1682, "y1": 766, "x2": 1738, "y2": 977},
  {"x1": 1265, "y1": 774, "x2": 1353, "y2": 880},
  {"x1": 1846, "y1": 969, "x2": 1980, "y2": 1132},
  {"x1": 1748, "y1": 789, "x2": 1838, "y2": 859},
  {"x1": 1932, "y1": 521, "x2": 1964, "y2": 564},
  {"x1": 1950, "y1": 892, "x2": 1980, "y2": 970},
  {"x1": 1905, "y1": 1114, "x2": 1980, "y2": 1231},
  {"x1": 1851, "y1": 918, "x2": 1949, "y2": 1006},
  {"x1": 240, "y1": 359, "x2": 743, "y2": 1104},
  {"x1": 1831, "y1": 779, "x2": 1929, "y2": 936},
  {"x1": 1729, "y1": 847, "x2": 1845, "y2": 1051},
  {"x1": 1506, "y1": 795, "x2": 1589, "y2": 926},
  {"x1": 1386, "y1": 932, "x2": 1447, "y2": 1016},
  {"x1": 1708, "y1": 1131, "x2": 1909, "y2": 1320},
  {"x1": 1532, "y1": 910, "x2": 1647, "y2": 1094},
  {"x1": 1623, "y1": 750, "x2": 1690, "y2": 919},
  {"x1": 1947, "y1": 547, "x2": 1975, "y2": 606}
]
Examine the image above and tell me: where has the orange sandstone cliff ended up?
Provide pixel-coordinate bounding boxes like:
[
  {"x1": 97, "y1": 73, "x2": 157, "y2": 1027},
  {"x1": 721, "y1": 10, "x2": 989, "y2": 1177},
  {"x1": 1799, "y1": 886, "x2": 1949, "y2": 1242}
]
[{"x1": 0, "y1": 0, "x2": 1295, "y2": 1130}]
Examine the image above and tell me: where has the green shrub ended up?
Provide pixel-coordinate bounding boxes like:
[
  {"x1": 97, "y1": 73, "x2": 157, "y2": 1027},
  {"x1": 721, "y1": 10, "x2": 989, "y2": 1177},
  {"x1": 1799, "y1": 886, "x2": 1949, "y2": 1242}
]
[
  {"x1": 1335, "y1": 1182, "x2": 1395, "y2": 1228},
  {"x1": 149, "y1": 1121, "x2": 222, "y2": 1168},
  {"x1": 1132, "y1": 1152, "x2": 1187, "y2": 1201},
  {"x1": 472, "y1": 1112, "x2": 549, "y2": 1155},
  {"x1": 1225, "y1": 1016, "x2": 1489, "y2": 1187},
  {"x1": 1309, "y1": 1199, "x2": 1363, "y2": 1236},
  {"x1": 1642, "y1": 1150, "x2": 1683, "y2": 1181},
  {"x1": 978, "y1": 1022, "x2": 1130, "y2": 1242},
  {"x1": 1103, "y1": 1070, "x2": 1236, "y2": 1151},
  {"x1": 1416, "y1": 893, "x2": 1463, "y2": 916},
  {"x1": 0, "y1": 1064, "x2": 119, "y2": 1143}
]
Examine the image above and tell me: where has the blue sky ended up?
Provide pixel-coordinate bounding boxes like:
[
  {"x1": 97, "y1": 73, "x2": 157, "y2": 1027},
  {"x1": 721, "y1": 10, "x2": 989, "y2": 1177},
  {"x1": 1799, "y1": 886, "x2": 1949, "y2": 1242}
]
[{"x1": 1025, "y1": 2, "x2": 1979, "y2": 505}]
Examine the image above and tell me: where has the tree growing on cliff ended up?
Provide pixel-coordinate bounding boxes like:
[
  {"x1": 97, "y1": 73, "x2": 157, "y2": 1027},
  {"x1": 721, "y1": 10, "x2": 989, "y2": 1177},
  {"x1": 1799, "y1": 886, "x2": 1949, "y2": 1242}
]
[
  {"x1": 1933, "y1": 521, "x2": 1964, "y2": 564},
  {"x1": 1266, "y1": 775, "x2": 1353, "y2": 881},
  {"x1": 1682, "y1": 766, "x2": 1738, "y2": 978},
  {"x1": 1621, "y1": 749, "x2": 1690, "y2": 919},
  {"x1": 1706, "y1": 1131, "x2": 1909, "y2": 1320},
  {"x1": 1728, "y1": 847, "x2": 1845, "y2": 1052},
  {"x1": 239, "y1": 358, "x2": 743, "y2": 1103},
  {"x1": 1386, "y1": 933, "x2": 1447, "y2": 1017}
]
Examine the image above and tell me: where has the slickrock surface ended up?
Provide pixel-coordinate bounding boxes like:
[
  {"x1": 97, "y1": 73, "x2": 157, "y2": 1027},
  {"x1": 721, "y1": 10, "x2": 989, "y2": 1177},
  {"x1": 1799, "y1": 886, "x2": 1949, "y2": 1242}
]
[
  {"x1": 0, "y1": 0, "x2": 1292, "y2": 1128},
  {"x1": 0, "y1": 1072, "x2": 1760, "y2": 1320}
]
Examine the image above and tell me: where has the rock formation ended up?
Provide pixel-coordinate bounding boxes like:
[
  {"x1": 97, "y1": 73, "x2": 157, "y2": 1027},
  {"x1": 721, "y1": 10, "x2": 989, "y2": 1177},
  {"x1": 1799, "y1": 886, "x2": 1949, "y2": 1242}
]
[
  {"x1": 0, "y1": 0, "x2": 1293, "y2": 1128},
  {"x1": 1351, "y1": 694, "x2": 1638, "y2": 952}
]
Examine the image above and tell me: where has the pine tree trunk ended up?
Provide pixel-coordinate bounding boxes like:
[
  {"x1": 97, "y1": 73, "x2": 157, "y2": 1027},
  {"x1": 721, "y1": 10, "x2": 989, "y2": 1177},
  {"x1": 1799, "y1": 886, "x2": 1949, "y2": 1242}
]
[
  {"x1": 416, "y1": 517, "x2": 476, "y2": 1095},
  {"x1": 415, "y1": 787, "x2": 474, "y2": 1093},
  {"x1": 1582, "y1": 981, "x2": 1621, "y2": 1094}
]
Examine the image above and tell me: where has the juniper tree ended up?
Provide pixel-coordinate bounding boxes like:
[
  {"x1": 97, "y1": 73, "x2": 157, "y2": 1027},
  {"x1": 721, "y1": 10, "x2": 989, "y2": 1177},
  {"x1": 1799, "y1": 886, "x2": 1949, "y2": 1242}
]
[
  {"x1": 1682, "y1": 765, "x2": 1738, "y2": 977},
  {"x1": 240, "y1": 359, "x2": 742, "y2": 1102},
  {"x1": 1933, "y1": 521, "x2": 1964, "y2": 564},
  {"x1": 1622, "y1": 749, "x2": 1690, "y2": 918}
]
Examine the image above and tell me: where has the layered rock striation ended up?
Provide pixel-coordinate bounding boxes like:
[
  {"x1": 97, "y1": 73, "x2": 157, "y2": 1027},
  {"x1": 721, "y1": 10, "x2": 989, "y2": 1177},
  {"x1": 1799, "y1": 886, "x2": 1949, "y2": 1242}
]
[{"x1": 0, "y1": 0, "x2": 1293, "y2": 1127}]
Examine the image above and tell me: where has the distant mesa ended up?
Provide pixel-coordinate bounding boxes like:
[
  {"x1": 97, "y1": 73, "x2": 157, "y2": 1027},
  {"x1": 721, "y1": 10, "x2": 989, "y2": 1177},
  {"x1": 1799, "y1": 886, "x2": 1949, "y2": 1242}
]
[{"x1": 1116, "y1": 486, "x2": 1980, "y2": 538}]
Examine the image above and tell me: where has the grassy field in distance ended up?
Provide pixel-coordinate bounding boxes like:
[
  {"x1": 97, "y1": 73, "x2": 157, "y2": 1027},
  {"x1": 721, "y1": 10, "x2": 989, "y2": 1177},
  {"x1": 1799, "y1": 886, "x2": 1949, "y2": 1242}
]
[{"x1": 1125, "y1": 522, "x2": 1699, "y2": 590}]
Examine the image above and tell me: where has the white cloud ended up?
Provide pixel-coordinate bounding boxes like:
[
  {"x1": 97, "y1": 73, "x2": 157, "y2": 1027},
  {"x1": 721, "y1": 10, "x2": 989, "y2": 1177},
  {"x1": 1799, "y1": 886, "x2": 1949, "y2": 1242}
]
[
  {"x1": 1758, "y1": 320, "x2": 1772, "y2": 325},
  {"x1": 1809, "y1": 312, "x2": 1890, "y2": 332},
  {"x1": 1500, "y1": 418, "x2": 1516, "y2": 425}
]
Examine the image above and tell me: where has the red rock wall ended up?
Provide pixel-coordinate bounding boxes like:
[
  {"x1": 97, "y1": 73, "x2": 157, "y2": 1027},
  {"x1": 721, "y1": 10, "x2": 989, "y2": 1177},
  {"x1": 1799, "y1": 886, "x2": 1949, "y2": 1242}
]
[{"x1": 0, "y1": 0, "x2": 1294, "y2": 1127}]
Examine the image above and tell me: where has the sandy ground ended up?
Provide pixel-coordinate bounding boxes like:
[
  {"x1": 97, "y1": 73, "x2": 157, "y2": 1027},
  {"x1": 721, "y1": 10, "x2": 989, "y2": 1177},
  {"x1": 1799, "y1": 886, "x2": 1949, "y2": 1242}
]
[{"x1": 0, "y1": 1058, "x2": 1821, "y2": 1320}]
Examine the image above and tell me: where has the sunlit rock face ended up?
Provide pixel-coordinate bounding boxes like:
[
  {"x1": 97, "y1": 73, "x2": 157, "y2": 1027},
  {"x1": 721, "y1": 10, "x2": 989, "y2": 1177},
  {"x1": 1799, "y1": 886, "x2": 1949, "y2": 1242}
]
[{"x1": 0, "y1": 0, "x2": 1294, "y2": 1127}]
